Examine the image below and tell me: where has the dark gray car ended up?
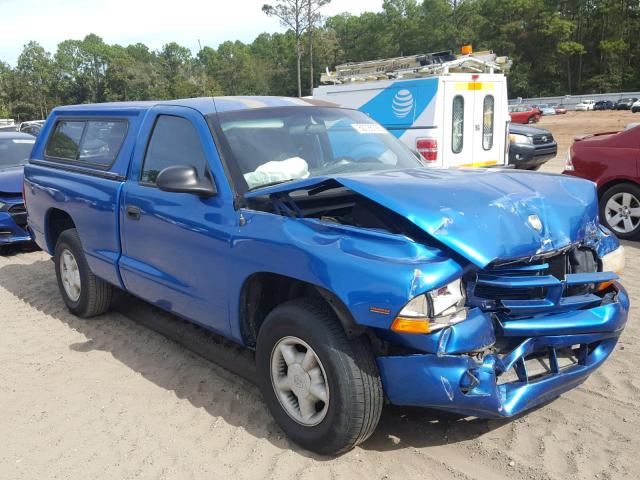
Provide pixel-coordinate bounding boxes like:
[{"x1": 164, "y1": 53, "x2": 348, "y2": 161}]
[{"x1": 508, "y1": 123, "x2": 557, "y2": 170}]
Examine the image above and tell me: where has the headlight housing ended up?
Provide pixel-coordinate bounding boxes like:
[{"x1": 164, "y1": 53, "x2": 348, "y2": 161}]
[
  {"x1": 391, "y1": 279, "x2": 467, "y2": 334},
  {"x1": 596, "y1": 245, "x2": 625, "y2": 291},
  {"x1": 601, "y1": 245, "x2": 625, "y2": 274},
  {"x1": 509, "y1": 133, "x2": 532, "y2": 145}
]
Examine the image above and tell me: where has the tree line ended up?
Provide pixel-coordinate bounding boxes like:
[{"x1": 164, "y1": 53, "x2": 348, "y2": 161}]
[{"x1": 1, "y1": 0, "x2": 639, "y2": 121}]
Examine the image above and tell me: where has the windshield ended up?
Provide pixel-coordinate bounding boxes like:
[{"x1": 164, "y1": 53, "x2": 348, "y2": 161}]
[
  {"x1": 0, "y1": 137, "x2": 35, "y2": 168},
  {"x1": 212, "y1": 107, "x2": 423, "y2": 193}
]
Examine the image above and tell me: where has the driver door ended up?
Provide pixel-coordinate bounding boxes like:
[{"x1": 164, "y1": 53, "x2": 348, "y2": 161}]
[{"x1": 118, "y1": 106, "x2": 236, "y2": 334}]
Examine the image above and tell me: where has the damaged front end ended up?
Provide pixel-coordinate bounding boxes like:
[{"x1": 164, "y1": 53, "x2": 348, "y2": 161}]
[
  {"x1": 377, "y1": 246, "x2": 629, "y2": 418},
  {"x1": 243, "y1": 169, "x2": 629, "y2": 419}
]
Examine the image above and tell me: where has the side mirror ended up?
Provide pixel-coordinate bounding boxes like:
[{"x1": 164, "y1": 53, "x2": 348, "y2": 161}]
[{"x1": 156, "y1": 165, "x2": 217, "y2": 197}]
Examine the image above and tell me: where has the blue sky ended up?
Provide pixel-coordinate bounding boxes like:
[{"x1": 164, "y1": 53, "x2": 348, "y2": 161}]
[{"x1": 0, "y1": 0, "x2": 383, "y2": 65}]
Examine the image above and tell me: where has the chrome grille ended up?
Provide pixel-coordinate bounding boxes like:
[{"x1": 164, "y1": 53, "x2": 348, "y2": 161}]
[{"x1": 532, "y1": 133, "x2": 554, "y2": 145}]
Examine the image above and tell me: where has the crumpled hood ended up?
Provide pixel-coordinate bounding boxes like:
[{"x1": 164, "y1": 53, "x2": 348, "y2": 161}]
[
  {"x1": 246, "y1": 168, "x2": 599, "y2": 268},
  {"x1": 0, "y1": 167, "x2": 24, "y2": 194}
]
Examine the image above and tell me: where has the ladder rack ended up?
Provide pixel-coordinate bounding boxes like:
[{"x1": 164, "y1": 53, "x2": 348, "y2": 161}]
[{"x1": 320, "y1": 51, "x2": 511, "y2": 85}]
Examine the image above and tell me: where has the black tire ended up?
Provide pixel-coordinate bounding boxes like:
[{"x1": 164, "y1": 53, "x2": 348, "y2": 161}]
[
  {"x1": 256, "y1": 298, "x2": 383, "y2": 455},
  {"x1": 54, "y1": 228, "x2": 113, "y2": 317},
  {"x1": 527, "y1": 115, "x2": 536, "y2": 124},
  {"x1": 599, "y1": 183, "x2": 640, "y2": 240}
]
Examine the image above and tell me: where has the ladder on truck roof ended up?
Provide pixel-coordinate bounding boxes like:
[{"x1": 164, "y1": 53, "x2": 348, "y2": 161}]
[{"x1": 320, "y1": 50, "x2": 511, "y2": 85}]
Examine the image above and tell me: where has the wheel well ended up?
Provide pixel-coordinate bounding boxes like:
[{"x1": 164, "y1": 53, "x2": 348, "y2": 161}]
[
  {"x1": 46, "y1": 209, "x2": 76, "y2": 252},
  {"x1": 239, "y1": 273, "x2": 363, "y2": 347},
  {"x1": 598, "y1": 179, "x2": 639, "y2": 199}
]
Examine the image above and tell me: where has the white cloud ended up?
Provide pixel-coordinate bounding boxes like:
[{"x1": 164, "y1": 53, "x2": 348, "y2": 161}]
[{"x1": 0, "y1": 0, "x2": 383, "y2": 64}]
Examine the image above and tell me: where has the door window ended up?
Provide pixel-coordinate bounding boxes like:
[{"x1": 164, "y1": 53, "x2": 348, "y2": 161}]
[
  {"x1": 141, "y1": 115, "x2": 209, "y2": 185},
  {"x1": 452, "y1": 95, "x2": 464, "y2": 154},
  {"x1": 482, "y1": 95, "x2": 495, "y2": 150}
]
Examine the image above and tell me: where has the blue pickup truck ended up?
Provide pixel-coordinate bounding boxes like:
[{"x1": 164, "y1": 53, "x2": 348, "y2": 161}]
[{"x1": 24, "y1": 97, "x2": 628, "y2": 455}]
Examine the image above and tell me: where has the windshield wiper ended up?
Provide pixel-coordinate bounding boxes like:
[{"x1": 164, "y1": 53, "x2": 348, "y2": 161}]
[{"x1": 246, "y1": 178, "x2": 295, "y2": 192}]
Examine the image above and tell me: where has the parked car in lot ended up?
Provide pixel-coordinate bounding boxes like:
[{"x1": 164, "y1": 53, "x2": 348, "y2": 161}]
[
  {"x1": 24, "y1": 97, "x2": 629, "y2": 455},
  {"x1": 564, "y1": 124, "x2": 640, "y2": 239},
  {"x1": 0, "y1": 124, "x2": 18, "y2": 132},
  {"x1": 19, "y1": 120, "x2": 45, "y2": 137},
  {"x1": 615, "y1": 98, "x2": 638, "y2": 110},
  {"x1": 509, "y1": 104, "x2": 541, "y2": 124},
  {"x1": 508, "y1": 123, "x2": 557, "y2": 170},
  {"x1": 594, "y1": 100, "x2": 615, "y2": 111},
  {"x1": 575, "y1": 99, "x2": 596, "y2": 111},
  {"x1": 631, "y1": 100, "x2": 640, "y2": 113},
  {"x1": 0, "y1": 132, "x2": 35, "y2": 247},
  {"x1": 551, "y1": 104, "x2": 567, "y2": 114},
  {"x1": 536, "y1": 104, "x2": 556, "y2": 116}
]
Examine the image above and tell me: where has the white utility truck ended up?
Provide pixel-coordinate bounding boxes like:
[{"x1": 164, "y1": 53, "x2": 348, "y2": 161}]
[{"x1": 313, "y1": 50, "x2": 511, "y2": 168}]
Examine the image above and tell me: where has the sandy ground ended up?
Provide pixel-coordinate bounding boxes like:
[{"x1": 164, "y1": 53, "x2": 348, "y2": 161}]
[{"x1": 1, "y1": 111, "x2": 640, "y2": 480}]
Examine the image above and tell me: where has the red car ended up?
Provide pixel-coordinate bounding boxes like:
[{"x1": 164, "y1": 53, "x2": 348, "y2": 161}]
[
  {"x1": 564, "y1": 124, "x2": 640, "y2": 239},
  {"x1": 509, "y1": 105, "x2": 541, "y2": 124}
]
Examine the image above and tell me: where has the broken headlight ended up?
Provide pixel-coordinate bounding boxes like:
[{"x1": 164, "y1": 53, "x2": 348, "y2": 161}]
[
  {"x1": 601, "y1": 245, "x2": 625, "y2": 275},
  {"x1": 391, "y1": 279, "x2": 468, "y2": 334},
  {"x1": 597, "y1": 245, "x2": 626, "y2": 292}
]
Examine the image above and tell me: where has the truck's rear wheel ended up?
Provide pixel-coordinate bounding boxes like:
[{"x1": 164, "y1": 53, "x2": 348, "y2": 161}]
[
  {"x1": 256, "y1": 298, "x2": 383, "y2": 455},
  {"x1": 54, "y1": 229, "x2": 113, "y2": 317}
]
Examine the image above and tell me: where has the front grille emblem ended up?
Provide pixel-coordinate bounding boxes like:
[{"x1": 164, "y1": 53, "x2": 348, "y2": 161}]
[{"x1": 528, "y1": 214, "x2": 543, "y2": 232}]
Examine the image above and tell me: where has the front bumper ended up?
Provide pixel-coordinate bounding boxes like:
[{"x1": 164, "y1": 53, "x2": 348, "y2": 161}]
[
  {"x1": 0, "y1": 208, "x2": 31, "y2": 245},
  {"x1": 509, "y1": 142, "x2": 557, "y2": 169},
  {"x1": 377, "y1": 283, "x2": 629, "y2": 418}
]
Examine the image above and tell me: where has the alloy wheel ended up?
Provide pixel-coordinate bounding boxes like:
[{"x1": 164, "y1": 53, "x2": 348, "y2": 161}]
[
  {"x1": 270, "y1": 336, "x2": 330, "y2": 426},
  {"x1": 605, "y1": 192, "x2": 640, "y2": 234},
  {"x1": 60, "y1": 249, "x2": 81, "y2": 302}
]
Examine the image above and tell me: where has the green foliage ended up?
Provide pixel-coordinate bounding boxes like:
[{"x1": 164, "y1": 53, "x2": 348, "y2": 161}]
[{"x1": 1, "y1": 0, "x2": 640, "y2": 120}]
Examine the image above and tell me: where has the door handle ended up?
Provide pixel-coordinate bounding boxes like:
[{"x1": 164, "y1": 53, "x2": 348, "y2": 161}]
[{"x1": 126, "y1": 205, "x2": 141, "y2": 220}]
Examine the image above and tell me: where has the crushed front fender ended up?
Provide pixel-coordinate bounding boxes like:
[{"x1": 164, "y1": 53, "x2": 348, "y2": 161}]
[{"x1": 377, "y1": 284, "x2": 629, "y2": 418}]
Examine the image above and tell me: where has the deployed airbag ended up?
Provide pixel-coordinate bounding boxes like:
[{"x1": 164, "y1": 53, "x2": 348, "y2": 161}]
[{"x1": 244, "y1": 157, "x2": 310, "y2": 189}]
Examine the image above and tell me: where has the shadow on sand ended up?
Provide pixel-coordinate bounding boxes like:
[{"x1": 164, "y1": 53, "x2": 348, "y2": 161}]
[{"x1": 0, "y1": 258, "x2": 520, "y2": 456}]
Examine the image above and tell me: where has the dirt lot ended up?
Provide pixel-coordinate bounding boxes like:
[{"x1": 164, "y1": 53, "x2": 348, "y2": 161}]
[{"x1": 1, "y1": 111, "x2": 639, "y2": 480}]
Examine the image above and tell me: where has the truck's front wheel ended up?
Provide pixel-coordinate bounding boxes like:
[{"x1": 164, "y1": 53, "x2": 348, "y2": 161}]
[
  {"x1": 54, "y1": 229, "x2": 113, "y2": 317},
  {"x1": 256, "y1": 298, "x2": 383, "y2": 455}
]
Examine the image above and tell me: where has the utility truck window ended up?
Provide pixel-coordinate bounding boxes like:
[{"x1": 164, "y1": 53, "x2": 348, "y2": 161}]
[
  {"x1": 452, "y1": 96, "x2": 464, "y2": 154},
  {"x1": 483, "y1": 95, "x2": 494, "y2": 150}
]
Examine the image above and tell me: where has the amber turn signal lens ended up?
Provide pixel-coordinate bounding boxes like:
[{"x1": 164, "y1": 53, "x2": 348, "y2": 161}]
[
  {"x1": 597, "y1": 280, "x2": 615, "y2": 292},
  {"x1": 391, "y1": 317, "x2": 430, "y2": 334}
]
